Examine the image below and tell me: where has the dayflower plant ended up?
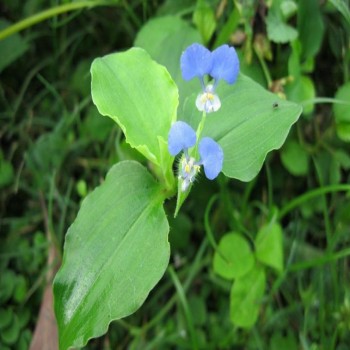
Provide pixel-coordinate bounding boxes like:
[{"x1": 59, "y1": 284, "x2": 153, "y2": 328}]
[
  {"x1": 181, "y1": 43, "x2": 240, "y2": 113},
  {"x1": 168, "y1": 121, "x2": 223, "y2": 191}
]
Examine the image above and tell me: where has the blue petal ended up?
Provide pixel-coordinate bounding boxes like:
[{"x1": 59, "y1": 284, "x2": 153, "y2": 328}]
[
  {"x1": 168, "y1": 121, "x2": 197, "y2": 156},
  {"x1": 210, "y1": 45, "x2": 239, "y2": 84},
  {"x1": 180, "y1": 43, "x2": 213, "y2": 81},
  {"x1": 198, "y1": 137, "x2": 223, "y2": 180}
]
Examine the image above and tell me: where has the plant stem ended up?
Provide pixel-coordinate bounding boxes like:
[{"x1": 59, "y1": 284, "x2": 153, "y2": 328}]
[
  {"x1": 278, "y1": 184, "x2": 350, "y2": 220},
  {"x1": 0, "y1": 0, "x2": 119, "y2": 41}
]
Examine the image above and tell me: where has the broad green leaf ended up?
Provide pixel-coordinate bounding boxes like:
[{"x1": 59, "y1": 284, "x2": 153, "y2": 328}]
[
  {"x1": 281, "y1": 140, "x2": 309, "y2": 176},
  {"x1": 255, "y1": 223, "x2": 283, "y2": 273},
  {"x1": 213, "y1": 233, "x2": 255, "y2": 280},
  {"x1": 297, "y1": 0, "x2": 325, "y2": 59},
  {"x1": 53, "y1": 161, "x2": 170, "y2": 350},
  {"x1": 183, "y1": 74, "x2": 302, "y2": 181},
  {"x1": 334, "y1": 82, "x2": 350, "y2": 142},
  {"x1": 91, "y1": 48, "x2": 178, "y2": 187},
  {"x1": 230, "y1": 264, "x2": 266, "y2": 328},
  {"x1": 134, "y1": 16, "x2": 201, "y2": 107}
]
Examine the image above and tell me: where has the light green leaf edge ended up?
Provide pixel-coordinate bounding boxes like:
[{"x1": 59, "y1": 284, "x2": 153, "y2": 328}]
[{"x1": 53, "y1": 161, "x2": 170, "y2": 350}]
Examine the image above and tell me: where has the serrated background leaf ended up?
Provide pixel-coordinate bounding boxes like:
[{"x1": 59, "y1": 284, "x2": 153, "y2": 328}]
[{"x1": 53, "y1": 161, "x2": 170, "y2": 350}]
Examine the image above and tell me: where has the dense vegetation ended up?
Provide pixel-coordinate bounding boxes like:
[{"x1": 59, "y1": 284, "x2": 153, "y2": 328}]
[{"x1": 1, "y1": 0, "x2": 350, "y2": 349}]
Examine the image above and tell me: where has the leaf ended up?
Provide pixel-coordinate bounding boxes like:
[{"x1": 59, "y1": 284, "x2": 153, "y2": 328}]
[
  {"x1": 0, "y1": 20, "x2": 28, "y2": 72},
  {"x1": 266, "y1": 7, "x2": 298, "y2": 44},
  {"x1": 193, "y1": 0, "x2": 216, "y2": 44},
  {"x1": 230, "y1": 264, "x2": 266, "y2": 328},
  {"x1": 297, "y1": 0, "x2": 325, "y2": 59},
  {"x1": 134, "y1": 16, "x2": 201, "y2": 107},
  {"x1": 281, "y1": 140, "x2": 309, "y2": 176},
  {"x1": 329, "y1": 0, "x2": 350, "y2": 26},
  {"x1": 53, "y1": 161, "x2": 170, "y2": 350},
  {"x1": 183, "y1": 74, "x2": 302, "y2": 181},
  {"x1": 255, "y1": 223, "x2": 284, "y2": 273},
  {"x1": 285, "y1": 75, "x2": 315, "y2": 115},
  {"x1": 334, "y1": 82, "x2": 350, "y2": 142},
  {"x1": 213, "y1": 233, "x2": 255, "y2": 280},
  {"x1": 91, "y1": 48, "x2": 178, "y2": 184}
]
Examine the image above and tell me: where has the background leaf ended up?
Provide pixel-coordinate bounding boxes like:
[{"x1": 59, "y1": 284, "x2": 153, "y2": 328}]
[
  {"x1": 213, "y1": 233, "x2": 255, "y2": 280},
  {"x1": 255, "y1": 223, "x2": 283, "y2": 272},
  {"x1": 334, "y1": 82, "x2": 350, "y2": 142},
  {"x1": 255, "y1": 223, "x2": 284, "y2": 273},
  {"x1": 281, "y1": 140, "x2": 309, "y2": 176},
  {"x1": 193, "y1": 0, "x2": 216, "y2": 44},
  {"x1": 134, "y1": 16, "x2": 201, "y2": 107},
  {"x1": 183, "y1": 74, "x2": 302, "y2": 181},
  {"x1": 230, "y1": 264, "x2": 266, "y2": 328},
  {"x1": 266, "y1": 3, "x2": 298, "y2": 44},
  {"x1": 0, "y1": 20, "x2": 28, "y2": 73},
  {"x1": 91, "y1": 48, "x2": 178, "y2": 174},
  {"x1": 297, "y1": 0, "x2": 325, "y2": 59},
  {"x1": 53, "y1": 161, "x2": 170, "y2": 350}
]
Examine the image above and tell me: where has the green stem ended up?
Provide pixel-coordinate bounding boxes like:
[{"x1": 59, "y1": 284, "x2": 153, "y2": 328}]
[
  {"x1": 288, "y1": 247, "x2": 350, "y2": 272},
  {"x1": 278, "y1": 184, "x2": 350, "y2": 220},
  {"x1": 196, "y1": 111, "x2": 207, "y2": 142},
  {"x1": 0, "y1": 0, "x2": 118, "y2": 41},
  {"x1": 168, "y1": 266, "x2": 199, "y2": 350},
  {"x1": 254, "y1": 47, "x2": 272, "y2": 88},
  {"x1": 139, "y1": 238, "x2": 208, "y2": 333}
]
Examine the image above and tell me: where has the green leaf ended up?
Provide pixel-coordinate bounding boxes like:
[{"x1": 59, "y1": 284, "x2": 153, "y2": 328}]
[
  {"x1": 297, "y1": 0, "x2": 325, "y2": 59},
  {"x1": 0, "y1": 20, "x2": 28, "y2": 72},
  {"x1": 134, "y1": 16, "x2": 201, "y2": 107},
  {"x1": 91, "y1": 48, "x2": 178, "y2": 187},
  {"x1": 53, "y1": 161, "x2": 170, "y2": 350},
  {"x1": 329, "y1": 0, "x2": 350, "y2": 26},
  {"x1": 213, "y1": 233, "x2": 255, "y2": 280},
  {"x1": 183, "y1": 74, "x2": 302, "y2": 181},
  {"x1": 266, "y1": 5, "x2": 298, "y2": 43},
  {"x1": 334, "y1": 82, "x2": 350, "y2": 142},
  {"x1": 281, "y1": 140, "x2": 309, "y2": 176},
  {"x1": 213, "y1": 6, "x2": 240, "y2": 48},
  {"x1": 0, "y1": 159, "x2": 14, "y2": 188},
  {"x1": 255, "y1": 223, "x2": 284, "y2": 273},
  {"x1": 230, "y1": 264, "x2": 266, "y2": 328},
  {"x1": 193, "y1": 0, "x2": 216, "y2": 44},
  {"x1": 285, "y1": 75, "x2": 315, "y2": 115}
]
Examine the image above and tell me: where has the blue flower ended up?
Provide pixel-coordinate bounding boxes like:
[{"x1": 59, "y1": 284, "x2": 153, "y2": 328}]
[
  {"x1": 168, "y1": 121, "x2": 224, "y2": 191},
  {"x1": 180, "y1": 43, "x2": 239, "y2": 113},
  {"x1": 168, "y1": 121, "x2": 196, "y2": 156},
  {"x1": 199, "y1": 137, "x2": 224, "y2": 180}
]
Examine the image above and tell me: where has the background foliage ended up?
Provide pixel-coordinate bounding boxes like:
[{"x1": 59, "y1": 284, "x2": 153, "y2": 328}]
[{"x1": 1, "y1": 0, "x2": 350, "y2": 349}]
